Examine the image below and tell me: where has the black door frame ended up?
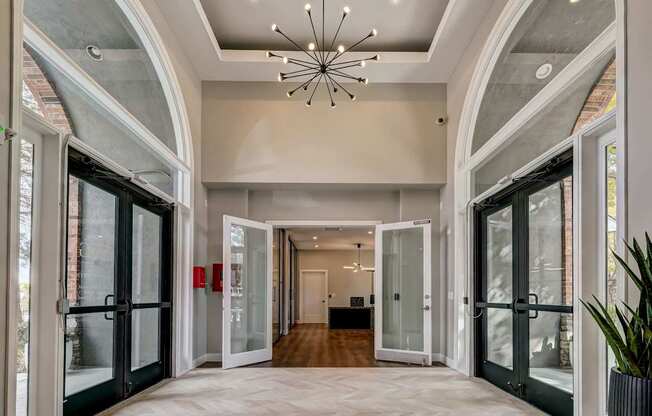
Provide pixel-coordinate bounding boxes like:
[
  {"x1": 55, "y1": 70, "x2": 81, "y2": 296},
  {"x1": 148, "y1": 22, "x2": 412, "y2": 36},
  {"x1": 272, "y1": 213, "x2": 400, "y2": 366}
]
[
  {"x1": 63, "y1": 150, "x2": 173, "y2": 416},
  {"x1": 473, "y1": 151, "x2": 574, "y2": 416}
]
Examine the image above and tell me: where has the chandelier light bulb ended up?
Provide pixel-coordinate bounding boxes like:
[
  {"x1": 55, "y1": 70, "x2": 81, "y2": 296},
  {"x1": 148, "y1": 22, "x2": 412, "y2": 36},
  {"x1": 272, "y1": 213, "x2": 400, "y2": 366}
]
[
  {"x1": 360, "y1": 61, "x2": 366, "y2": 68},
  {"x1": 306, "y1": 100, "x2": 312, "y2": 107},
  {"x1": 271, "y1": 23, "x2": 278, "y2": 32},
  {"x1": 286, "y1": 91, "x2": 293, "y2": 98},
  {"x1": 350, "y1": 94, "x2": 357, "y2": 101},
  {"x1": 266, "y1": 51, "x2": 272, "y2": 58},
  {"x1": 308, "y1": 42, "x2": 316, "y2": 51},
  {"x1": 338, "y1": 45, "x2": 345, "y2": 53},
  {"x1": 363, "y1": 78, "x2": 369, "y2": 85},
  {"x1": 370, "y1": 28, "x2": 378, "y2": 37},
  {"x1": 305, "y1": 3, "x2": 312, "y2": 11},
  {"x1": 343, "y1": 6, "x2": 351, "y2": 15},
  {"x1": 278, "y1": 73, "x2": 284, "y2": 82},
  {"x1": 283, "y1": 56, "x2": 289, "y2": 64},
  {"x1": 330, "y1": 102, "x2": 336, "y2": 109},
  {"x1": 373, "y1": 54, "x2": 380, "y2": 61}
]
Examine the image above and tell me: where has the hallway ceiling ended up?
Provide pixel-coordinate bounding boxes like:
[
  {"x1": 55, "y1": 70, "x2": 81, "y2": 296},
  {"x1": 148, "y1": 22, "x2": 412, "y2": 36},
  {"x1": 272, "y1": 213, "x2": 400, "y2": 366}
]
[
  {"x1": 151, "y1": 0, "x2": 497, "y2": 82},
  {"x1": 289, "y1": 228, "x2": 374, "y2": 251}
]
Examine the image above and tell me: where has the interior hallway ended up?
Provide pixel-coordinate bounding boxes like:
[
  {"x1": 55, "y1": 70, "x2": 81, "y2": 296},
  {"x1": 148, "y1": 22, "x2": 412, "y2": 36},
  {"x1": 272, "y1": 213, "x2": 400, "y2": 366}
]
[{"x1": 103, "y1": 367, "x2": 544, "y2": 416}]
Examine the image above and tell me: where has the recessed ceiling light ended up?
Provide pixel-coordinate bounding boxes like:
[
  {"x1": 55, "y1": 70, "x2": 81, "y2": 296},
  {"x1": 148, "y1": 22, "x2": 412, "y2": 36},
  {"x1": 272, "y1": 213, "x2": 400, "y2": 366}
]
[
  {"x1": 535, "y1": 63, "x2": 553, "y2": 80},
  {"x1": 314, "y1": 244, "x2": 320, "y2": 248},
  {"x1": 569, "y1": 0, "x2": 581, "y2": 3},
  {"x1": 368, "y1": 231, "x2": 373, "y2": 235},
  {"x1": 86, "y1": 45, "x2": 103, "y2": 62},
  {"x1": 313, "y1": 236, "x2": 318, "y2": 240}
]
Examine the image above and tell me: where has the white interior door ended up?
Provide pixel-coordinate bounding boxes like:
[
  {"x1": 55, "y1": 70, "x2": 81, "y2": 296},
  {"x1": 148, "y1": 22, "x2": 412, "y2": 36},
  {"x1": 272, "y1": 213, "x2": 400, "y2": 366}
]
[
  {"x1": 222, "y1": 215, "x2": 273, "y2": 369},
  {"x1": 301, "y1": 271, "x2": 328, "y2": 323},
  {"x1": 374, "y1": 220, "x2": 431, "y2": 365}
]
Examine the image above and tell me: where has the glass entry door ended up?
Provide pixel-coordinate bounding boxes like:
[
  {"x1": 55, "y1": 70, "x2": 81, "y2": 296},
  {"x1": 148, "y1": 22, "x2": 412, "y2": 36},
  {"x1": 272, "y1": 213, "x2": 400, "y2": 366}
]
[
  {"x1": 222, "y1": 216, "x2": 273, "y2": 369},
  {"x1": 64, "y1": 153, "x2": 172, "y2": 415},
  {"x1": 374, "y1": 220, "x2": 432, "y2": 365},
  {"x1": 474, "y1": 157, "x2": 573, "y2": 416}
]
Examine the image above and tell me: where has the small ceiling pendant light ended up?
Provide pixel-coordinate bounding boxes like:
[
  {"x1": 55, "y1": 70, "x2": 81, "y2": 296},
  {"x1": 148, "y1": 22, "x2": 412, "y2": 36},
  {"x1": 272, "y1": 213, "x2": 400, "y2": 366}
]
[{"x1": 267, "y1": 0, "x2": 379, "y2": 107}]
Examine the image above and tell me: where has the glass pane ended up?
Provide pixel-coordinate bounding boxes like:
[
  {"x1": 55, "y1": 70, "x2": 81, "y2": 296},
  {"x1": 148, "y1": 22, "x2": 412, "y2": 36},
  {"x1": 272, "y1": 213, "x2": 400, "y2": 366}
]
[
  {"x1": 26, "y1": 45, "x2": 176, "y2": 197},
  {"x1": 473, "y1": 50, "x2": 615, "y2": 196},
  {"x1": 272, "y1": 229, "x2": 280, "y2": 343},
  {"x1": 529, "y1": 312, "x2": 573, "y2": 393},
  {"x1": 230, "y1": 224, "x2": 268, "y2": 354},
  {"x1": 471, "y1": 0, "x2": 615, "y2": 153},
  {"x1": 605, "y1": 144, "x2": 618, "y2": 377},
  {"x1": 67, "y1": 176, "x2": 116, "y2": 307},
  {"x1": 16, "y1": 140, "x2": 35, "y2": 416},
  {"x1": 487, "y1": 308, "x2": 513, "y2": 369},
  {"x1": 528, "y1": 178, "x2": 573, "y2": 306},
  {"x1": 381, "y1": 227, "x2": 424, "y2": 352},
  {"x1": 65, "y1": 313, "x2": 114, "y2": 397},
  {"x1": 486, "y1": 206, "x2": 513, "y2": 303},
  {"x1": 132, "y1": 205, "x2": 161, "y2": 304},
  {"x1": 131, "y1": 309, "x2": 160, "y2": 370},
  {"x1": 24, "y1": 0, "x2": 177, "y2": 152}
]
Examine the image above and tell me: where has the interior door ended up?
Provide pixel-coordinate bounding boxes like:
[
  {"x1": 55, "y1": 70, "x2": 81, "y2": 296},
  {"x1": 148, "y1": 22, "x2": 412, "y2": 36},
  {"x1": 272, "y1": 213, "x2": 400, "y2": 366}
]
[
  {"x1": 374, "y1": 220, "x2": 431, "y2": 365},
  {"x1": 302, "y1": 271, "x2": 328, "y2": 323},
  {"x1": 222, "y1": 216, "x2": 273, "y2": 369}
]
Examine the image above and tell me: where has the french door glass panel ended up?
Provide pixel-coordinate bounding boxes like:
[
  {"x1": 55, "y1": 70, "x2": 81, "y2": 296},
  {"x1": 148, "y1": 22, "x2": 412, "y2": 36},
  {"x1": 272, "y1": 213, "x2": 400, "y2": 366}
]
[
  {"x1": 487, "y1": 308, "x2": 513, "y2": 369},
  {"x1": 131, "y1": 205, "x2": 161, "y2": 304},
  {"x1": 16, "y1": 140, "x2": 35, "y2": 416},
  {"x1": 381, "y1": 227, "x2": 424, "y2": 351},
  {"x1": 65, "y1": 175, "x2": 118, "y2": 397},
  {"x1": 223, "y1": 216, "x2": 272, "y2": 368},
  {"x1": 486, "y1": 207, "x2": 513, "y2": 303},
  {"x1": 375, "y1": 221, "x2": 431, "y2": 364},
  {"x1": 131, "y1": 309, "x2": 160, "y2": 370}
]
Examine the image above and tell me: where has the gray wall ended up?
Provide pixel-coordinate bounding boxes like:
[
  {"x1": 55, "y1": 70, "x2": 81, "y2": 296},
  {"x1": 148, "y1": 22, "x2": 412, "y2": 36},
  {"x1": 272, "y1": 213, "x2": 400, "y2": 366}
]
[
  {"x1": 202, "y1": 82, "x2": 447, "y2": 187},
  {"x1": 205, "y1": 188, "x2": 444, "y2": 356}
]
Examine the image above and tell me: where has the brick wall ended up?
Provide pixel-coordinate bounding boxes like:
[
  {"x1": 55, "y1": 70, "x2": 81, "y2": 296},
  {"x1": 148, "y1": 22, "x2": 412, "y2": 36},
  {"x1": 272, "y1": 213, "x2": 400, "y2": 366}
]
[{"x1": 572, "y1": 58, "x2": 616, "y2": 133}]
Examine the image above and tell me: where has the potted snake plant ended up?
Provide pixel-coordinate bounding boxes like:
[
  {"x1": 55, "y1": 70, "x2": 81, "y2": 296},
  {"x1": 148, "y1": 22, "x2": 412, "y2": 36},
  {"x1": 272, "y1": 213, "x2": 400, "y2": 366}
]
[{"x1": 581, "y1": 234, "x2": 652, "y2": 416}]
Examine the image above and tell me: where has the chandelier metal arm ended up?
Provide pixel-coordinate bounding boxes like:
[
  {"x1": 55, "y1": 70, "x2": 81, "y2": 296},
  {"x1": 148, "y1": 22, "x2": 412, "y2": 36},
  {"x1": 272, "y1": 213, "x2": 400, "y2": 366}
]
[
  {"x1": 286, "y1": 59, "x2": 320, "y2": 70},
  {"x1": 329, "y1": 71, "x2": 361, "y2": 82},
  {"x1": 283, "y1": 71, "x2": 320, "y2": 81},
  {"x1": 307, "y1": 74, "x2": 324, "y2": 105},
  {"x1": 306, "y1": 11, "x2": 324, "y2": 63},
  {"x1": 329, "y1": 56, "x2": 378, "y2": 68},
  {"x1": 286, "y1": 56, "x2": 319, "y2": 66},
  {"x1": 275, "y1": 28, "x2": 321, "y2": 65},
  {"x1": 324, "y1": 74, "x2": 335, "y2": 106},
  {"x1": 322, "y1": 0, "x2": 325, "y2": 63},
  {"x1": 289, "y1": 72, "x2": 322, "y2": 96},
  {"x1": 284, "y1": 66, "x2": 320, "y2": 76},
  {"x1": 327, "y1": 62, "x2": 363, "y2": 71},
  {"x1": 324, "y1": 13, "x2": 346, "y2": 63},
  {"x1": 327, "y1": 74, "x2": 355, "y2": 99},
  {"x1": 327, "y1": 34, "x2": 373, "y2": 66}
]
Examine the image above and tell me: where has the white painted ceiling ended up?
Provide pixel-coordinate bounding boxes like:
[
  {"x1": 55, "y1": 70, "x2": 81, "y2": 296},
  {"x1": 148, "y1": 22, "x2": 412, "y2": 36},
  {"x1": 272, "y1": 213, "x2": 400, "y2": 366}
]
[
  {"x1": 153, "y1": 0, "x2": 497, "y2": 82},
  {"x1": 200, "y1": 0, "x2": 447, "y2": 52},
  {"x1": 289, "y1": 227, "x2": 374, "y2": 250}
]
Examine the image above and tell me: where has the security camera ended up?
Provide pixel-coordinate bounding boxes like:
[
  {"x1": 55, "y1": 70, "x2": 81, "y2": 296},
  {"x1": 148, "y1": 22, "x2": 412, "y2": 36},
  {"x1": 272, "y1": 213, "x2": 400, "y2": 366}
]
[{"x1": 435, "y1": 116, "x2": 448, "y2": 126}]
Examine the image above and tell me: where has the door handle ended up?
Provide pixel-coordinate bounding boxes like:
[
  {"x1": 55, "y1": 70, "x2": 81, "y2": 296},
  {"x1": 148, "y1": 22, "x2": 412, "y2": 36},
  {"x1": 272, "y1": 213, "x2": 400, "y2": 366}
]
[
  {"x1": 528, "y1": 293, "x2": 539, "y2": 319},
  {"x1": 104, "y1": 294, "x2": 114, "y2": 320},
  {"x1": 422, "y1": 305, "x2": 430, "y2": 311}
]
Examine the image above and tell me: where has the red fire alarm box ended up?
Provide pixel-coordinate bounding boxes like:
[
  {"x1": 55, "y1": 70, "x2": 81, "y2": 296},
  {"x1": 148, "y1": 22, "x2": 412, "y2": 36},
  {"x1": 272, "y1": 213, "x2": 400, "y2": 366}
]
[
  {"x1": 212, "y1": 263, "x2": 223, "y2": 292},
  {"x1": 193, "y1": 266, "x2": 206, "y2": 289}
]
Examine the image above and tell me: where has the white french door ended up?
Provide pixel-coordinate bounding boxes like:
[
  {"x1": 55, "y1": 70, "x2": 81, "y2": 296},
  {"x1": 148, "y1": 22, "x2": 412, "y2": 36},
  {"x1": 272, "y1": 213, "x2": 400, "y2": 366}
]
[
  {"x1": 222, "y1": 216, "x2": 273, "y2": 369},
  {"x1": 374, "y1": 220, "x2": 432, "y2": 365}
]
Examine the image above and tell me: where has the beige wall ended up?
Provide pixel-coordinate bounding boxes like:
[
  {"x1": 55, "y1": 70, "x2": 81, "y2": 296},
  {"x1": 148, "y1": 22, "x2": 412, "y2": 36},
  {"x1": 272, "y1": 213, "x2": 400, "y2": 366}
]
[
  {"x1": 202, "y1": 82, "x2": 447, "y2": 187},
  {"x1": 298, "y1": 250, "x2": 375, "y2": 310}
]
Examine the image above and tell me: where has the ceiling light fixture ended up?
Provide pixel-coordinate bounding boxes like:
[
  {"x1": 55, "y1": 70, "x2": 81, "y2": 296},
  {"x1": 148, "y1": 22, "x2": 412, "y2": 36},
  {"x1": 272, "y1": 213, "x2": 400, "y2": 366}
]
[
  {"x1": 535, "y1": 63, "x2": 553, "y2": 80},
  {"x1": 268, "y1": 1, "x2": 379, "y2": 107},
  {"x1": 86, "y1": 45, "x2": 103, "y2": 62},
  {"x1": 343, "y1": 243, "x2": 375, "y2": 273}
]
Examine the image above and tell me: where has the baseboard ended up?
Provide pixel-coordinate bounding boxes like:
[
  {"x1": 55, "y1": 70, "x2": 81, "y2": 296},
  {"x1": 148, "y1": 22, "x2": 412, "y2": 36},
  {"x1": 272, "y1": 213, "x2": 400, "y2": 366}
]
[
  {"x1": 192, "y1": 353, "x2": 222, "y2": 368},
  {"x1": 431, "y1": 353, "x2": 457, "y2": 368}
]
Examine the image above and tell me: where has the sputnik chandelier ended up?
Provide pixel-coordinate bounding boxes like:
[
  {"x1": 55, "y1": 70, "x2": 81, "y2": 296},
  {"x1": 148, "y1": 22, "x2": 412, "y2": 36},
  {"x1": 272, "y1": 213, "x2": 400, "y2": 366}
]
[{"x1": 267, "y1": 1, "x2": 379, "y2": 107}]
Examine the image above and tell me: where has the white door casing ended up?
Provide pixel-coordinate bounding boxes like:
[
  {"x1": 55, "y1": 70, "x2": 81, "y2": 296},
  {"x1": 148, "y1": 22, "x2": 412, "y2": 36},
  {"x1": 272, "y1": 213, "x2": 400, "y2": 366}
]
[
  {"x1": 374, "y1": 220, "x2": 432, "y2": 365},
  {"x1": 222, "y1": 215, "x2": 273, "y2": 369}
]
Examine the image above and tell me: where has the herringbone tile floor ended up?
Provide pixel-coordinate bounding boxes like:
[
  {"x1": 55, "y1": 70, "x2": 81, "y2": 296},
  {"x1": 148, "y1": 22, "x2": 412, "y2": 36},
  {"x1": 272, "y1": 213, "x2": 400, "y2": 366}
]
[{"x1": 104, "y1": 367, "x2": 544, "y2": 415}]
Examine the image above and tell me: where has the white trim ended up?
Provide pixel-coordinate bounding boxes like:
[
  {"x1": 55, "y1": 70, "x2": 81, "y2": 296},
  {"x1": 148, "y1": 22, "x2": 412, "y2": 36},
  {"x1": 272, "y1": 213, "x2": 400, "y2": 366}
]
[
  {"x1": 374, "y1": 220, "x2": 432, "y2": 366},
  {"x1": 191, "y1": 353, "x2": 223, "y2": 368},
  {"x1": 299, "y1": 270, "x2": 329, "y2": 324},
  {"x1": 265, "y1": 220, "x2": 382, "y2": 228},
  {"x1": 466, "y1": 22, "x2": 616, "y2": 171},
  {"x1": 23, "y1": 20, "x2": 190, "y2": 175},
  {"x1": 222, "y1": 215, "x2": 273, "y2": 369}
]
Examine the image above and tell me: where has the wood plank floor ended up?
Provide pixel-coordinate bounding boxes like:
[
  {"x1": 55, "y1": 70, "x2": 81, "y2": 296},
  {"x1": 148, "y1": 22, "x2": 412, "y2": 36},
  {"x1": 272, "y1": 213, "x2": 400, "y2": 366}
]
[
  {"x1": 265, "y1": 323, "x2": 429, "y2": 367},
  {"x1": 104, "y1": 367, "x2": 544, "y2": 415}
]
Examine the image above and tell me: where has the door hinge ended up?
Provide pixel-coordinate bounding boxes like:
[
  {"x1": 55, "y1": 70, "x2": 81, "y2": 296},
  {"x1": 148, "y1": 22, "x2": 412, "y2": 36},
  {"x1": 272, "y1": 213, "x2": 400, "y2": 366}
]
[{"x1": 56, "y1": 298, "x2": 70, "y2": 314}]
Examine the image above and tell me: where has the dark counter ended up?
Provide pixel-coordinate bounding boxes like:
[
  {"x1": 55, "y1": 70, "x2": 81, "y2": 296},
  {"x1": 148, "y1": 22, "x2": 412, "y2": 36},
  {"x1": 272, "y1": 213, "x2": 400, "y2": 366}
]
[{"x1": 328, "y1": 307, "x2": 373, "y2": 329}]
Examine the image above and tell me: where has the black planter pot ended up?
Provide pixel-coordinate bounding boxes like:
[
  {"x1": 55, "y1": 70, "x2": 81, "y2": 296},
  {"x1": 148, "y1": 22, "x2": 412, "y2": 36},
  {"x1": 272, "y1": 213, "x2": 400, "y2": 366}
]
[{"x1": 608, "y1": 368, "x2": 652, "y2": 416}]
